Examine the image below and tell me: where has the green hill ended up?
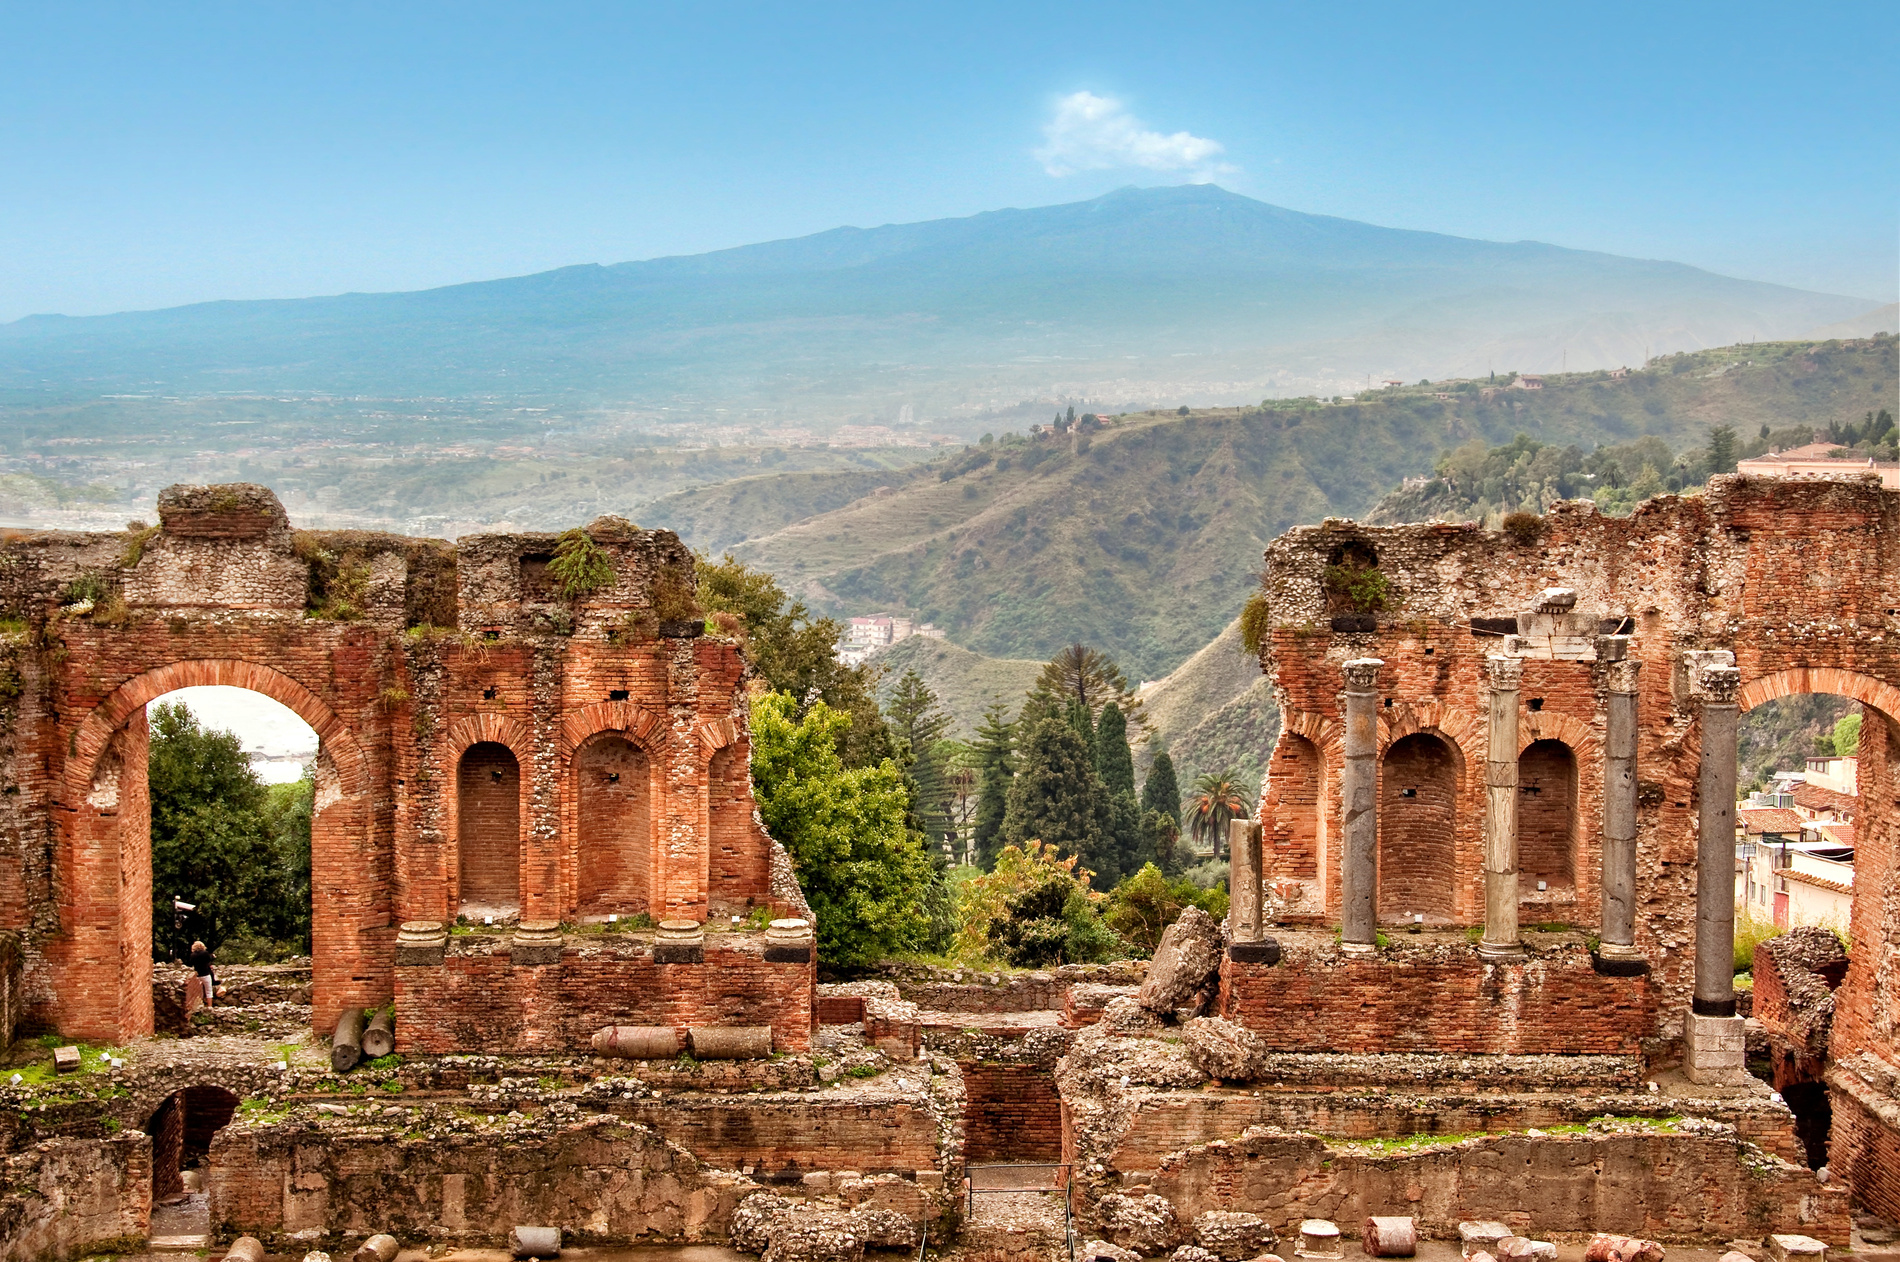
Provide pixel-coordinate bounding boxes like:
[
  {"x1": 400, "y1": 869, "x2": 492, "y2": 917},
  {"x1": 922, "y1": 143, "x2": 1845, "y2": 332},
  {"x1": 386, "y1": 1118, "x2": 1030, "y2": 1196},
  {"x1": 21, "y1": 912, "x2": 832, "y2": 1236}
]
[
  {"x1": 1132, "y1": 616, "x2": 1279, "y2": 793},
  {"x1": 703, "y1": 337, "x2": 1893, "y2": 680},
  {"x1": 870, "y1": 637, "x2": 1045, "y2": 740}
]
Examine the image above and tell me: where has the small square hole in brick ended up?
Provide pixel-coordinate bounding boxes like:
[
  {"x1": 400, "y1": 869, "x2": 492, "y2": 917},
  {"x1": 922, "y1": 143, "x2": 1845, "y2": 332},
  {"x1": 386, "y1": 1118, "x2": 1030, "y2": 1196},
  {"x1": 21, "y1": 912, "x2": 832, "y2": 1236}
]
[
  {"x1": 483, "y1": 630, "x2": 501, "y2": 641},
  {"x1": 482, "y1": 687, "x2": 498, "y2": 700},
  {"x1": 607, "y1": 772, "x2": 620, "y2": 784},
  {"x1": 609, "y1": 689, "x2": 629, "y2": 701},
  {"x1": 1528, "y1": 697, "x2": 1545, "y2": 711}
]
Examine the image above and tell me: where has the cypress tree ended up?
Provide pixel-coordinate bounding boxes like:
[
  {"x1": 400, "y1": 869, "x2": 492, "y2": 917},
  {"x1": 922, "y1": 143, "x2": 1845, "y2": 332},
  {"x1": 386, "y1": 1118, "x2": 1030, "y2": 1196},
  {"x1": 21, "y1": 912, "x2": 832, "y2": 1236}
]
[
  {"x1": 972, "y1": 701, "x2": 1016, "y2": 869},
  {"x1": 1142, "y1": 748, "x2": 1182, "y2": 825},
  {"x1": 1002, "y1": 701, "x2": 1114, "y2": 882},
  {"x1": 1096, "y1": 702, "x2": 1136, "y2": 798}
]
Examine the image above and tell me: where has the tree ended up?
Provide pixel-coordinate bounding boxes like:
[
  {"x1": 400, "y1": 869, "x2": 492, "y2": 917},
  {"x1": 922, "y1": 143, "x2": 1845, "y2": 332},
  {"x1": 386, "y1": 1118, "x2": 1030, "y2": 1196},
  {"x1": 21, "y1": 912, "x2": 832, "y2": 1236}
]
[
  {"x1": 1142, "y1": 748, "x2": 1182, "y2": 825},
  {"x1": 1830, "y1": 712, "x2": 1862, "y2": 756},
  {"x1": 149, "y1": 701, "x2": 309, "y2": 960},
  {"x1": 1184, "y1": 767, "x2": 1253, "y2": 860},
  {"x1": 697, "y1": 553, "x2": 892, "y2": 767},
  {"x1": 1105, "y1": 862, "x2": 1226, "y2": 955},
  {"x1": 1095, "y1": 703, "x2": 1136, "y2": 798},
  {"x1": 1002, "y1": 700, "x2": 1115, "y2": 881},
  {"x1": 953, "y1": 841, "x2": 1122, "y2": 966},
  {"x1": 1034, "y1": 643, "x2": 1147, "y2": 733},
  {"x1": 885, "y1": 669, "x2": 954, "y2": 853},
  {"x1": 1708, "y1": 424, "x2": 1737, "y2": 476},
  {"x1": 972, "y1": 702, "x2": 1016, "y2": 869},
  {"x1": 747, "y1": 692, "x2": 930, "y2": 967}
]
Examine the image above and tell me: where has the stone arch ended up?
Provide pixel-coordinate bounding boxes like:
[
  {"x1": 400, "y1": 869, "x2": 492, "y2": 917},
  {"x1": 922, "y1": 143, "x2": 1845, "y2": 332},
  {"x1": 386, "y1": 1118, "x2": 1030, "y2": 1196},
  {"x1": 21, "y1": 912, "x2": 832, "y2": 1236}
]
[
  {"x1": 146, "y1": 1084, "x2": 239, "y2": 1202},
  {"x1": 440, "y1": 714, "x2": 534, "y2": 918},
  {"x1": 58, "y1": 659, "x2": 375, "y2": 1042},
  {"x1": 555, "y1": 699, "x2": 664, "y2": 761},
  {"x1": 1739, "y1": 667, "x2": 1900, "y2": 721},
  {"x1": 1263, "y1": 732, "x2": 1324, "y2": 883},
  {"x1": 1378, "y1": 730, "x2": 1465, "y2": 924},
  {"x1": 554, "y1": 703, "x2": 664, "y2": 917}
]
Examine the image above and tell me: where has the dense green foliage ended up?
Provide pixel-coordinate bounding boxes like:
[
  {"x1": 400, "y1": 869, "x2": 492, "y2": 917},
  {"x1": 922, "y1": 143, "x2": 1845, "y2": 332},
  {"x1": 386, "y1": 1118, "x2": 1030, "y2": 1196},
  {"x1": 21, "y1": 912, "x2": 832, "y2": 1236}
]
[
  {"x1": 1001, "y1": 700, "x2": 1115, "y2": 881},
  {"x1": 1825, "y1": 712, "x2": 1862, "y2": 757},
  {"x1": 1105, "y1": 863, "x2": 1228, "y2": 954},
  {"x1": 1095, "y1": 703, "x2": 1137, "y2": 799},
  {"x1": 954, "y1": 842, "x2": 1123, "y2": 968},
  {"x1": 747, "y1": 692, "x2": 931, "y2": 967},
  {"x1": 696, "y1": 553, "x2": 893, "y2": 767},
  {"x1": 971, "y1": 703, "x2": 1016, "y2": 870},
  {"x1": 886, "y1": 669, "x2": 956, "y2": 850},
  {"x1": 1185, "y1": 768, "x2": 1253, "y2": 859},
  {"x1": 149, "y1": 702, "x2": 312, "y2": 962},
  {"x1": 1142, "y1": 750, "x2": 1181, "y2": 826}
]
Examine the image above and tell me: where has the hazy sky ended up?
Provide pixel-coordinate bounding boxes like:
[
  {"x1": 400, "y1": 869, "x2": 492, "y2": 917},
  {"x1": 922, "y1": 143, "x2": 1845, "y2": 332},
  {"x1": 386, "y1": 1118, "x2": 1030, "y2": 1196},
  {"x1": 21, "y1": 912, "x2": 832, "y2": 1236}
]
[{"x1": 3, "y1": 1, "x2": 1894, "y2": 322}]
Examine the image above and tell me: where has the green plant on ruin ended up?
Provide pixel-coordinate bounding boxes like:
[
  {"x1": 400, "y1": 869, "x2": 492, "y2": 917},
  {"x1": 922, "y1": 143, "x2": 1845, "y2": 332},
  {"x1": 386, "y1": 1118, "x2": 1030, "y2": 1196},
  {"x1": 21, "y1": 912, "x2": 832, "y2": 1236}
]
[
  {"x1": 1237, "y1": 589, "x2": 1272, "y2": 656},
  {"x1": 378, "y1": 685, "x2": 411, "y2": 711},
  {"x1": 294, "y1": 536, "x2": 372, "y2": 621},
  {"x1": 1501, "y1": 511, "x2": 1545, "y2": 546},
  {"x1": 650, "y1": 561, "x2": 703, "y2": 623},
  {"x1": 60, "y1": 571, "x2": 110, "y2": 607},
  {"x1": 120, "y1": 521, "x2": 161, "y2": 569},
  {"x1": 548, "y1": 528, "x2": 615, "y2": 599},
  {"x1": 1321, "y1": 562, "x2": 1391, "y2": 613}
]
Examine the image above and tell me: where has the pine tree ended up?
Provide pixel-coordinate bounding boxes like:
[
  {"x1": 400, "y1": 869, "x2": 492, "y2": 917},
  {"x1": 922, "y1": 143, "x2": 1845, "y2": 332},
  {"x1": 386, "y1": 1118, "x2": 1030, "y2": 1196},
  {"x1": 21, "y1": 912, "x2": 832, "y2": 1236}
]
[
  {"x1": 1142, "y1": 748, "x2": 1181, "y2": 825},
  {"x1": 1002, "y1": 701, "x2": 1115, "y2": 883},
  {"x1": 885, "y1": 669, "x2": 954, "y2": 852},
  {"x1": 972, "y1": 702, "x2": 1016, "y2": 869}
]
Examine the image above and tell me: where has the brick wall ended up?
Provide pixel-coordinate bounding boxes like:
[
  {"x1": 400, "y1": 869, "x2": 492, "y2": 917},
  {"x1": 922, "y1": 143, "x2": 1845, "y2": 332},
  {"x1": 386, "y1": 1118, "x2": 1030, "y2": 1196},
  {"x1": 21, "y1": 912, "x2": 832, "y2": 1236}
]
[
  {"x1": 394, "y1": 936, "x2": 814, "y2": 1054},
  {"x1": 620, "y1": 1095, "x2": 945, "y2": 1175},
  {"x1": 1378, "y1": 733, "x2": 1459, "y2": 923},
  {"x1": 0, "y1": 1134, "x2": 151, "y2": 1262},
  {"x1": 575, "y1": 734, "x2": 652, "y2": 918},
  {"x1": 149, "y1": 1092, "x2": 184, "y2": 1200},
  {"x1": 709, "y1": 743, "x2": 766, "y2": 912},
  {"x1": 1263, "y1": 734, "x2": 1320, "y2": 882},
  {"x1": 1828, "y1": 1071, "x2": 1900, "y2": 1221},
  {"x1": 962, "y1": 1063, "x2": 1062, "y2": 1161},
  {"x1": 1220, "y1": 941, "x2": 1654, "y2": 1055},
  {"x1": 1517, "y1": 739, "x2": 1577, "y2": 892},
  {"x1": 457, "y1": 742, "x2": 522, "y2": 914}
]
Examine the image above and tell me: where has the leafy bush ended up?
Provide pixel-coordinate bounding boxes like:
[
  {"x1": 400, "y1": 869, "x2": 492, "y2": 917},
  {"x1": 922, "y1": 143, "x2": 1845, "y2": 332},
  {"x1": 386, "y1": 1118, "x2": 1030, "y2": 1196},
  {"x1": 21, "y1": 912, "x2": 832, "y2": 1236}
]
[
  {"x1": 1735, "y1": 911, "x2": 1784, "y2": 974},
  {"x1": 1501, "y1": 511, "x2": 1543, "y2": 545},
  {"x1": 549, "y1": 528, "x2": 614, "y2": 598},
  {"x1": 953, "y1": 841, "x2": 1123, "y2": 966},
  {"x1": 1105, "y1": 863, "x2": 1226, "y2": 955}
]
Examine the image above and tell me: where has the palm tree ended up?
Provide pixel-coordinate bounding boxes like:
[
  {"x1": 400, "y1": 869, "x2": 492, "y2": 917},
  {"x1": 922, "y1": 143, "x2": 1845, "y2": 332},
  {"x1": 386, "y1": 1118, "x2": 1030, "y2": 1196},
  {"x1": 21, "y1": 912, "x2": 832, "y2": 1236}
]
[{"x1": 1185, "y1": 768, "x2": 1252, "y2": 860}]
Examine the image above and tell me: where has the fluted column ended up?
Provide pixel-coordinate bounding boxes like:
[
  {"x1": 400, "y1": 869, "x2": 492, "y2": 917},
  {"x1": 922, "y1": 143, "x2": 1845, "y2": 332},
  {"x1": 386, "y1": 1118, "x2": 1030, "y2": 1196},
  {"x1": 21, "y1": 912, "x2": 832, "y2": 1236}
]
[
  {"x1": 1479, "y1": 654, "x2": 1526, "y2": 959},
  {"x1": 1340, "y1": 657, "x2": 1382, "y2": 954},
  {"x1": 1694, "y1": 661, "x2": 1741, "y2": 1015},
  {"x1": 1597, "y1": 636, "x2": 1642, "y2": 960}
]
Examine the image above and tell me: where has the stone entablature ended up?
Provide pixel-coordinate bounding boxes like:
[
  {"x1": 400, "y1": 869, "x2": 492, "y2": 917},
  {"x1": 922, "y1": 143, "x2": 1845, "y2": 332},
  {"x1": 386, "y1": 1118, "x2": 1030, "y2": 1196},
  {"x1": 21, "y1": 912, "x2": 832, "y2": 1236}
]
[{"x1": 0, "y1": 484, "x2": 813, "y2": 1051}]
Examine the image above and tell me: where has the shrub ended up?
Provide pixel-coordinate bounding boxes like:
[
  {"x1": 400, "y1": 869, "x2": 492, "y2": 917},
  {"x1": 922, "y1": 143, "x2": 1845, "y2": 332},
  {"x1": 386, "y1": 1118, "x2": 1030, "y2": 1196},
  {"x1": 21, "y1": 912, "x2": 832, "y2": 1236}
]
[
  {"x1": 1735, "y1": 911, "x2": 1784, "y2": 974},
  {"x1": 1501, "y1": 511, "x2": 1544, "y2": 545},
  {"x1": 548, "y1": 528, "x2": 614, "y2": 599},
  {"x1": 1105, "y1": 863, "x2": 1226, "y2": 955}
]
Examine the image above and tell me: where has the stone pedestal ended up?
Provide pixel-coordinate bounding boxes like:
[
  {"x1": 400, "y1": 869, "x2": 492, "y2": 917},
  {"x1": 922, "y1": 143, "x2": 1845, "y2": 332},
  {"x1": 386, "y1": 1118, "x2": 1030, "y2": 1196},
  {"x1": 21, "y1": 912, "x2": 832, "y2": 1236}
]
[
  {"x1": 1228, "y1": 819, "x2": 1264, "y2": 943},
  {"x1": 1684, "y1": 1011, "x2": 1749, "y2": 1085}
]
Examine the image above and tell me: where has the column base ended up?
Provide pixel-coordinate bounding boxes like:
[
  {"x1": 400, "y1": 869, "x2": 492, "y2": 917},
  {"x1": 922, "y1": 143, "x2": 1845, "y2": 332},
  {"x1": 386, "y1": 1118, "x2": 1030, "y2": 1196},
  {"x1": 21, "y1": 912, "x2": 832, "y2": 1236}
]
[
  {"x1": 1339, "y1": 940, "x2": 1379, "y2": 957},
  {"x1": 1684, "y1": 1011, "x2": 1750, "y2": 1086},
  {"x1": 1596, "y1": 941, "x2": 1644, "y2": 961},
  {"x1": 1477, "y1": 939, "x2": 1526, "y2": 961}
]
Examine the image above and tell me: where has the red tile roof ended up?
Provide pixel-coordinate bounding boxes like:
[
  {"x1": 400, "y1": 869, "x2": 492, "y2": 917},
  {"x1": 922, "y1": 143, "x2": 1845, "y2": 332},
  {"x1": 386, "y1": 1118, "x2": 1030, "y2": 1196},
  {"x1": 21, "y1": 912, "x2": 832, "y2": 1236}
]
[
  {"x1": 1792, "y1": 782, "x2": 1857, "y2": 817},
  {"x1": 1738, "y1": 807, "x2": 1806, "y2": 835}
]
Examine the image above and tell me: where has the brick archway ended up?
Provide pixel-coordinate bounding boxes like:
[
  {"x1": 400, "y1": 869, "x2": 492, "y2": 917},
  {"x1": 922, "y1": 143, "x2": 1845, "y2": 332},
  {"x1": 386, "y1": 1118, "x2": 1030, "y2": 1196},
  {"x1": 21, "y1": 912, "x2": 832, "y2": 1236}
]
[
  {"x1": 1739, "y1": 666, "x2": 1900, "y2": 722},
  {"x1": 439, "y1": 715, "x2": 535, "y2": 921},
  {"x1": 59, "y1": 658, "x2": 376, "y2": 1042}
]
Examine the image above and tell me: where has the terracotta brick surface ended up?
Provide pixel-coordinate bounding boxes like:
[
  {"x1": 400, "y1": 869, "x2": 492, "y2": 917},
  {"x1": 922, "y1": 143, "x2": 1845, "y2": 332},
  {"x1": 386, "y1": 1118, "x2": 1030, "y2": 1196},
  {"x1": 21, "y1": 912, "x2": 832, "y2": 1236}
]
[{"x1": 961, "y1": 1062, "x2": 1062, "y2": 1161}]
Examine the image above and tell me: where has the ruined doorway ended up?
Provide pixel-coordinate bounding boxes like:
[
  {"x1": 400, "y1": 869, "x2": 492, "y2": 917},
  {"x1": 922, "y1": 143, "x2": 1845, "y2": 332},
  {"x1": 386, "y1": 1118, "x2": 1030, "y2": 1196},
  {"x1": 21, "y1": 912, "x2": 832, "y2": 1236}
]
[
  {"x1": 1378, "y1": 732, "x2": 1460, "y2": 924},
  {"x1": 459, "y1": 741, "x2": 523, "y2": 917},
  {"x1": 1518, "y1": 739, "x2": 1578, "y2": 896},
  {"x1": 576, "y1": 733, "x2": 652, "y2": 919},
  {"x1": 147, "y1": 1084, "x2": 239, "y2": 1242}
]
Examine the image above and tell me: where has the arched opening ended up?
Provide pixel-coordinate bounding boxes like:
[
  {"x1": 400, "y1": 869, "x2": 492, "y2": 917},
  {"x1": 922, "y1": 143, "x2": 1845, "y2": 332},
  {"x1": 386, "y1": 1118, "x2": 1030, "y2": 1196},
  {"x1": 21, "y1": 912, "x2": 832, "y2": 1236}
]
[
  {"x1": 1263, "y1": 733, "x2": 1321, "y2": 882},
  {"x1": 458, "y1": 742, "x2": 522, "y2": 918},
  {"x1": 147, "y1": 1085, "x2": 240, "y2": 1241},
  {"x1": 576, "y1": 733, "x2": 651, "y2": 919},
  {"x1": 1518, "y1": 738, "x2": 1578, "y2": 893},
  {"x1": 1378, "y1": 732, "x2": 1459, "y2": 924}
]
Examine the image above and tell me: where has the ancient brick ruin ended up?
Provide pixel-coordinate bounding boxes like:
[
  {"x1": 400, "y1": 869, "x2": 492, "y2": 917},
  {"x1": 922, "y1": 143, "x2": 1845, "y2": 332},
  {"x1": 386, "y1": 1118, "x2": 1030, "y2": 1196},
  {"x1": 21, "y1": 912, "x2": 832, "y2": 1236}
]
[
  {"x1": 1234, "y1": 473, "x2": 1899, "y2": 1220},
  {"x1": 0, "y1": 483, "x2": 817, "y2": 1051}
]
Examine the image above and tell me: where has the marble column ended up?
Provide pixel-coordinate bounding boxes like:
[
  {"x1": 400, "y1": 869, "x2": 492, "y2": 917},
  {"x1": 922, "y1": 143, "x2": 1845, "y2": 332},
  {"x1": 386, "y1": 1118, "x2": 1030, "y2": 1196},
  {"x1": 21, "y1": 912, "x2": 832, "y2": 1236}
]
[
  {"x1": 1685, "y1": 654, "x2": 1747, "y2": 1084},
  {"x1": 1340, "y1": 657, "x2": 1383, "y2": 954},
  {"x1": 1597, "y1": 636, "x2": 1643, "y2": 961},
  {"x1": 1479, "y1": 654, "x2": 1526, "y2": 959}
]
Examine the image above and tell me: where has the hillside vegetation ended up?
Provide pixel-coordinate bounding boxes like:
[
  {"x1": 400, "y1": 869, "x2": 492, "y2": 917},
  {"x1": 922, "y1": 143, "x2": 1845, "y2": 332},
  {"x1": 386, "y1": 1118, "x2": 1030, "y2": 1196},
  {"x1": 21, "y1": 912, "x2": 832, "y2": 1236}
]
[
  {"x1": 685, "y1": 337, "x2": 1894, "y2": 680},
  {"x1": 871, "y1": 636, "x2": 1044, "y2": 740}
]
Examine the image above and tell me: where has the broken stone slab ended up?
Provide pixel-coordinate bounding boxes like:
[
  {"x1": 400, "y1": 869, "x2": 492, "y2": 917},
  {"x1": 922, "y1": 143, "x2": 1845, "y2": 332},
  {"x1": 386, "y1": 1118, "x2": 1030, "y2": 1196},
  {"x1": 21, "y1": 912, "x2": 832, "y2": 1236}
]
[
  {"x1": 1461, "y1": 1224, "x2": 1514, "y2": 1259},
  {"x1": 52, "y1": 1045, "x2": 80, "y2": 1075},
  {"x1": 1297, "y1": 1221, "x2": 1343, "y2": 1260},
  {"x1": 1719, "y1": 1254, "x2": 1756, "y2": 1262},
  {"x1": 1173, "y1": 1248, "x2": 1224, "y2": 1262},
  {"x1": 352, "y1": 1235, "x2": 398, "y2": 1262},
  {"x1": 302, "y1": 1253, "x2": 332, "y2": 1262},
  {"x1": 1182, "y1": 1018, "x2": 1265, "y2": 1083},
  {"x1": 1766, "y1": 1238, "x2": 1826, "y2": 1262},
  {"x1": 1362, "y1": 1218, "x2": 1417, "y2": 1258},
  {"x1": 510, "y1": 1226, "x2": 562, "y2": 1259},
  {"x1": 1585, "y1": 1236, "x2": 1665, "y2": 1262},
  {"x1": 1138, "y1": 906, "x2": 1224, "y2": 1014},
  {"x1": 1194, "y1": 1210, "x2": 1275, "y2": 1260},
  {"x1": 1096, "y1": 1192, "x2": 1186, "y2": 1255},
  {"x1": 224, "y1": 1239, "x2": 266, "y2": 1262},
  {"x1": 1495, "y1": 1239, "x2": 1549, "y2": 1262},
  {"x1": 1080, "y1": 1241, "x2": 1141, "y2": 1262}
]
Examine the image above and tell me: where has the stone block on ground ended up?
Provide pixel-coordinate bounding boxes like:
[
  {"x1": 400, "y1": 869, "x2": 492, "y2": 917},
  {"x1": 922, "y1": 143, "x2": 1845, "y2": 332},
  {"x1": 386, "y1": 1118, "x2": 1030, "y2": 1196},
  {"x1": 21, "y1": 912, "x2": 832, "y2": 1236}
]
[
  {"x1": 352, "y1": 1235, "x2": 399, "y2": 1262},
  {"x1": 225, "y1": 1240, "x2": 265, "y2": 1262},
  {"x1": 1585, "y1": 1236, "x2": 1665, "y2": 1262},
  {"x1": 52, "y1": 1045, "x2": 80, "y2": 1075},
  {"x1": 509, "y1": 1227, "x2": 561, "y2": 1260},
  {"x1": 1495, "y1": 1239, "x2": 1538, "y2": 1262},
  {"x1": 762, "y1": 1211, "x2": 867, "y2": 1262},
  {"x1": 1298, "y1": 1221, "x2": 1343, "y2": 1260},
  {"x1": 1097, "y1": 1193, "x2": 1186, "y2": 1255},
  {"x1": 1362, "y1": 1218, "x2": 1417, "y2": 1258},
  {"x1": 731, "y1": 1192, "x2": 797, "y2": 1255},
  {"x1": 1182, "y1": 1018, "x2": 1265, "y2": 1082},
  {"x1": 1719, "y1": 1253, "x2": 1757, "y2": 1262},
  {"x1": 1080, "y1": 1242, "x2": 1142, "y2": 1262},
  {"x1": 1767, "y1": 1237, "x2": 1826, "y2": 1262},
  {"x1": 1461, "y1": 1224, "x2": 1513, "y2": 1260},
  {"x1": 1138, "y1": 907, "x2": 1224, "y2": 1015},
  {"x1": 851, "y1": 1208, "x2": 919, "y2": 1251},
  {"x1": 1195, "y1": 1210, "x2": 1275, "y2": 1260}
]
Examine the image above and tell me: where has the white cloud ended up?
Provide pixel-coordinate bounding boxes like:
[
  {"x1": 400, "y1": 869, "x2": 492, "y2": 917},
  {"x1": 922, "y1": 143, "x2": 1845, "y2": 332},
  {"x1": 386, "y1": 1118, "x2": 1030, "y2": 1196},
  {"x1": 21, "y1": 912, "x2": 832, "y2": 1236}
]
[{"x1": 1034, "y1": 91, "x2": 1235, "y2": 180}]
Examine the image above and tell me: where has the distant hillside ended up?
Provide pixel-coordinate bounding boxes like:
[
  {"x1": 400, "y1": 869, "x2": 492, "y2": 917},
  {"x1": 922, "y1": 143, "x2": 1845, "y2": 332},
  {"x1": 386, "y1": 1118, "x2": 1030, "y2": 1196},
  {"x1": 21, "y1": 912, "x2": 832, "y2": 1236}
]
[
  {"x1": 2, "y1": 185, "x2": 1868, "y2": 428},
  {"x1": 1803, "y1": 304, "x2": 1897, "y2": 340},
  {"x1": 645, "y1": 464, "x2": 939, "y2": 555},
  {"x1": 871, "y1": 636, "x2": 1044, "y2": 741},
  {"x1": 698, "y1": 337, "x2": 1894, "y2": 680},
  {"x1": 1135, "y1": 616, "x2": 1279, "y2": 793}
]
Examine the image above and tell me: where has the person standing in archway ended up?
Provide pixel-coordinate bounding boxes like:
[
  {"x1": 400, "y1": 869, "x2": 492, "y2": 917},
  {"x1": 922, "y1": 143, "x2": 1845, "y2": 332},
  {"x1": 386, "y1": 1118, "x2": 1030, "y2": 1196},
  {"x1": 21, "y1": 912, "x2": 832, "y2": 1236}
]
[{"x1": 187, "y1": 940, "x2": 216, "y2": 1009}]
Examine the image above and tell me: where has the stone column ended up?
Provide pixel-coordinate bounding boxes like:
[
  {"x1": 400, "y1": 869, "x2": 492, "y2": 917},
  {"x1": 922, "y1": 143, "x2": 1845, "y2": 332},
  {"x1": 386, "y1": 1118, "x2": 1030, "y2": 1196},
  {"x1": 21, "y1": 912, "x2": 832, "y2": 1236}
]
[
  {"x1": 1685, "y1": 654, "x2": 1747, "y2": 1084},
  {"x1": 1597, "y1": 637, "x2": 1643, "y2": 961},
  {"x1": 1228, "y1": 817, "x2": 1262, "y2": 943},
  {"x1": 1479, "y1": 654, "x2": 1526, "y2": 960},
  {"x1": 1340, "y1": 658, "x2": 1383, "y2": 955}
]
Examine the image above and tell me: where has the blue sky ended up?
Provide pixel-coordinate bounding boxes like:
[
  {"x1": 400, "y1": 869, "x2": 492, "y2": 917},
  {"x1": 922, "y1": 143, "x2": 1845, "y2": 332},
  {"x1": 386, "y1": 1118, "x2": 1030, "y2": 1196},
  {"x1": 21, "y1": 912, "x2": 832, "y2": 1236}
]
[{"x1": 2, "y1": 1, "x2": 1895, "y2": 321}]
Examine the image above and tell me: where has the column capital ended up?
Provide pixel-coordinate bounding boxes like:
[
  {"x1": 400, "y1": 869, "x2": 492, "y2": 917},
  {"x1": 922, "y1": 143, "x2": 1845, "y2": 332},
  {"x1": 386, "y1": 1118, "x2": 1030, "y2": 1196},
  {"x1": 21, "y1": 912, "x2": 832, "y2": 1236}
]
[
  {"x1": 1484, "y1": 654, "x2": 1524, "y2": 690},
  {"x1": 1605, "y1": 657, "x2": 1642, "y2": 694},
  {"x1": 1594, "y1": 633, "x2": 1631, "y2": 662},
  {"x1": 1342, "y1": 657, "x2": 1384, "y2": 692},
  {"x1": 1699, "y1": 664, "x2": 1741, "y2": 705}
]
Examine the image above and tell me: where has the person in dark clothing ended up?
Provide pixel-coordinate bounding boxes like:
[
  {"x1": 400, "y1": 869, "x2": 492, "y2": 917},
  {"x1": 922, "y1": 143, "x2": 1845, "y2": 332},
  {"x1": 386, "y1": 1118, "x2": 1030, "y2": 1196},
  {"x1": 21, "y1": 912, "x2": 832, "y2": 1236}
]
[{"x1": 188, "y1": 940, "x2": 215, "y2": 1008}]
